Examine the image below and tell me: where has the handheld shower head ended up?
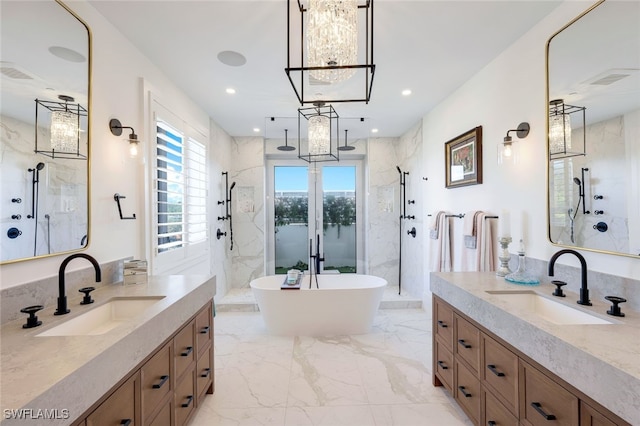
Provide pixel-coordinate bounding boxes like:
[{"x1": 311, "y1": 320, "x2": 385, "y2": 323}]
[
  {"x1": 396, "y1": 166, "x2": 402, "y2": 174},
  {"x1": 36, "y1": 162, "x2": 45, "y2": 171},
  {"x1": 573, "y1": 177, "x2": 581, "y2": 186},
  {"x1": 229, "y1": 181, "x2": 236, "y2": 191}
]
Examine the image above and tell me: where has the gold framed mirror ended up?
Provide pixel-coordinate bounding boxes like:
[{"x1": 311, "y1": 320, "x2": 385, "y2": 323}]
[
  {"x1": 1, "y1": 0, "x2": 91, "y2": 264},
  {"x1": 546, "y1": 0, "x2": 640, "y2": 258}
]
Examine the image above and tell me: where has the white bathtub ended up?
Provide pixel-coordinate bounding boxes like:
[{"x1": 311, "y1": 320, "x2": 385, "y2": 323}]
[{"x1": 250, "y1": 274, "x2": 386, "y2": 336}]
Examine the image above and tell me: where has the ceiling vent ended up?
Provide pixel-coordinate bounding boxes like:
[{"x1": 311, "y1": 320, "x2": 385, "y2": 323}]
[
  {"x1": 0, "y1": 63, "x2": 35, "y2": 80},
  {"x1": 583, "y1": 68, "x2": 638, "y2": 86}
]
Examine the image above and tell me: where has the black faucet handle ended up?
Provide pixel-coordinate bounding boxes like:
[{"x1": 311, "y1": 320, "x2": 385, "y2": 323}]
[
  {"x1": 551, "y1": 280, "x2": 567, "y2": 297},
  {"x1": 605, "y1": 296, "x2": 626, "y2": 317},
  {"x1": 20, "y1": 305, "x2": 44, "y2": 329},
  {"x1": 79, "y1": 286, "x2": 96, "y2": 305}
]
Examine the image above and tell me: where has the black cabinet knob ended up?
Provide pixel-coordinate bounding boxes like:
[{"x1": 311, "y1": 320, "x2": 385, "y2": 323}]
[
  {"x1": 79, "y1": 287, "x2": 96, "y2": 305},
  {"x1": 551, "y1": 280, "x2": 566, "y2": 297},
  {"x1": 20, "y1": 305, "x2": 44, "y2": 329},
  {"x1": 605, "y1": 296, "x2": 626, "y2": 317}
]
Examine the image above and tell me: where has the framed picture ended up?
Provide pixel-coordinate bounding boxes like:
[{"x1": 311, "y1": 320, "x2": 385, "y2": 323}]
[{"x1": 445, "y1": 126, "x2": 483, "y2": 188}]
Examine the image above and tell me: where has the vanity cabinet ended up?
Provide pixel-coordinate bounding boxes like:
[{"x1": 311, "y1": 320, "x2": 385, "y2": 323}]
[
  {"x1": 75, "y1": 301, "x2": 214, "y2": 426},
  {"x1": 432, "y1": 296, "x2": 630, "y2": 426}
]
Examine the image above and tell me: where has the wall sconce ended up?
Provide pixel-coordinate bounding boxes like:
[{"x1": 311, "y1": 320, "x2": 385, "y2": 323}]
[
  {"x1": 298, "y1": 102, "x2": 339, "y2": 163},
  {"x1": 109, "y1": 118, "x2": 139, "y2": 158},
  {"x1": 35, "y1": 95, "x2": 87, "y2": 160},
  {"x1": 549, "y1": 99, "x2": 586, "y2": 159},
  {"x1": 498, "y1": 122, "x2": 530, "y2": 165}
]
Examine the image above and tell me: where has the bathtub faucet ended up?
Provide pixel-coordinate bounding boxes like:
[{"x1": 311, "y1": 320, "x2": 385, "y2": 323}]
[{"x1": 309, "y1": 235, "x2": 322, "y2": 289}]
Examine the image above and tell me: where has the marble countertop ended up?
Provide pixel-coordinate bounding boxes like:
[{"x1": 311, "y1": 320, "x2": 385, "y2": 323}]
[
  {"x1": 430, "y1": 272, "x2": 639, "y2": 424},
  {"x1": 0, "y1": 275, "x2": 216, "y2": 425}
]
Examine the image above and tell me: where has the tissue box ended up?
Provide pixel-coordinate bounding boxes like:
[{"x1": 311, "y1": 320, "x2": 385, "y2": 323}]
[{"x1": 124, "y1": 259, "x2": 148, "y2": 285}]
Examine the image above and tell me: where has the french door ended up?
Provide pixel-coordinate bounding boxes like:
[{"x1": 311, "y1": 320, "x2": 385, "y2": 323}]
[{"x1": 266, "y1": 160, "x2": 363, "y2": 275}]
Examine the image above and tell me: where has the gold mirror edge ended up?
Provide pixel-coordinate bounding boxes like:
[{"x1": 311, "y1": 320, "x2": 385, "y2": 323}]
[
  {"x1": 1, "y1": 0, "x2": 93, "y2": 265},
  {"x1": 544, "y1": 0, "x2": 640, "y2": 260}
]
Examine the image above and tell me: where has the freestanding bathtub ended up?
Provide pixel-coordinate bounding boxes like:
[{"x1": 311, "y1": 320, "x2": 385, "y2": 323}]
[{"x1": 250, "y1": 274, "x2": 386, "y2": 336}]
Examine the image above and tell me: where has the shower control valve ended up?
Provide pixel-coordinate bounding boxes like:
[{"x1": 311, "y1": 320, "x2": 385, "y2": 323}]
[
  {"x1": 593, "y1": 195, "x2": 603, "y2": 200},
  {"x1": 594, "y1": 210, "x2": 604, "y2": 215},
  {"x1": 11, "y1": 215, "x2": 21, "y2": 220}
]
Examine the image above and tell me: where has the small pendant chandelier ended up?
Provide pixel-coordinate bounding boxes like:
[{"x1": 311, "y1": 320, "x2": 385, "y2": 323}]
[
  {"x1": 35, "y1": 95, "x2": 87, "y2": 160},
  {"x1": 549, "y1": 99, "x2": 586, "y2": 159},
  {"x1": 298, "y1": 102, "x2": 339, "y2": 163}
]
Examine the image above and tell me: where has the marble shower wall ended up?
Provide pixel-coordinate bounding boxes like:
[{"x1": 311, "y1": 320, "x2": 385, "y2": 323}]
[
  {"x1": 230, "y1": 137, "x2": 265, "y2": 288},
  {"x1": 398, "y1": 123, "x2": 424, "y2": 298},
  {"x1": 367, "y1": 137, "x2": 402, "y2": 288}
]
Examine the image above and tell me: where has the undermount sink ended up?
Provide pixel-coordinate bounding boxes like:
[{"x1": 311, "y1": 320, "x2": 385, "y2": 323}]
[
  {"x1": 37, "y1": 296, "x2": 165, "y2": 337},
  {"x1": 485, "y1": 290, "x2": 613, "y2": 325}
]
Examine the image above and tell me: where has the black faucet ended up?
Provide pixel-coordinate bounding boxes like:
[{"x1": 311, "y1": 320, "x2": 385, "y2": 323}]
[
  {"x1": 56, "y1": 253, "x2": 102, "y2": 315},
  {"x1": 548, "y1": 249, "x2": 591, "y2": 306}
]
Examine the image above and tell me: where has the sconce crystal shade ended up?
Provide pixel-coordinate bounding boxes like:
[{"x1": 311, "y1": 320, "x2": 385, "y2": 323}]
[
  {"x1": 307, "y1": 0, "x2": 358, "y2": 84},
  {"x1": 35, "y1": 95, "x2": 87, "y2": 160},
  {"x1": 298, "y1": 103, "x2": 339, "y2": 163},
  {"x1": 549, "y1": 99, "x2": 586, "y2": 159},
  {"x1": 50, "y1": 110, "x2": 79, "y2": 152}
]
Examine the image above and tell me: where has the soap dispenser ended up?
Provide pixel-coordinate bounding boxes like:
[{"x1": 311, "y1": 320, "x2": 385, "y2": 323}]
[{"x1": 505, "y1": 239, "x2": 540, "y2": 285}]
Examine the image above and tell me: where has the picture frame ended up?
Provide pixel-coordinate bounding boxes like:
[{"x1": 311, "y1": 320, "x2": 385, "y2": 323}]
[{"x1": 445, "y1": 126, "x2": 483, "y2": 188}]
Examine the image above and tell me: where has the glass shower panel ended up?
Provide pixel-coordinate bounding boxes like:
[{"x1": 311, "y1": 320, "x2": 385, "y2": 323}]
[
  {"x1": 274, "y1": 166, "x2": 309, "y2": 274},
  {"x1": 322, "y1": 166, "x2": 356, "y2": 273}
]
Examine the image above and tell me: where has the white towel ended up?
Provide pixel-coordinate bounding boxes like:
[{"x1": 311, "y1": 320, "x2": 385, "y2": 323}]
[{"x1": 429, "y1": 212, "x2": 453, "y2": 272}]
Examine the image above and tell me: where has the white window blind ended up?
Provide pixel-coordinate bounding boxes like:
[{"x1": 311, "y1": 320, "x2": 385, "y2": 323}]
[{"x1": 155, "y1": 118, "x2": 208, "y2": 255}]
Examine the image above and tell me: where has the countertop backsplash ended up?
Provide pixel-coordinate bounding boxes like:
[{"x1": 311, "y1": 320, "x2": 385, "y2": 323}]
[{"x1": 1, "y1": 257, "x2": 128, "y2": 325}]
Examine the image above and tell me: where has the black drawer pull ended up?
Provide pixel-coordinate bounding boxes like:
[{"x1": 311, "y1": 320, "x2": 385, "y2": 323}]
[
  {"x1": 181, "y1": 346, "x2": 194, "y2": 357},
  {"x1": 181, "y1": 395, "x2": 194, "y2": 408},
  {"x1": 488, "y1": 422, "x2": 496, "y2": 426},
  {"x1": 531, "y1": 402, "x2": 556, "y2": 420},
  {"x1": 152, "y1": 374, "x2": 169, "y2": 389},
  {"x1": 487, "y1": 364, "x2": 505, "y2": 377},
  {"x1": 200, "y1": 326, "x2": 210, "y2": 334},
  {"x1": 437, "y1": 360, "x2": 448, "y2": 370},
  {"x1": 201, "y1": 367, "x2": 211, "y2": 378},
  {"x1": 121, "y1": 420, "x2": 132, "y2": 426},
  {"x1": 457, "y1": 339, "x2": 471, "y2": 349},
  {"x1": 458, "y1": 386, "x2": 472, "y2": 398},
  {"x1": 437, "y1": 320, "x2": 448, "y2": 328}
]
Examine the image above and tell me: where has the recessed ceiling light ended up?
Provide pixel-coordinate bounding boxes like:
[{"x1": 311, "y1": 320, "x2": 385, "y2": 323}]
[
  {"x1": 402, "y1": 89, "x2": 412, "y2": 96},
  {"x1": 226, "y1": 88, "x2": 236, "y2": 94},
  {"x1": 253, "y1": 128, "x2": 260, "y2": 133},
  {"x1": 217, "y1": 51, "x2": 247, "y2": 67},
  {"x1": 371, "y1": 128, "x2": 379, "y2": 133}
]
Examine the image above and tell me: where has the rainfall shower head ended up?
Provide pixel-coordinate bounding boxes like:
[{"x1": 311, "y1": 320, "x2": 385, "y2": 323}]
[{"x1": 277, "y1": 129, "x2": 295, "y2": 151}]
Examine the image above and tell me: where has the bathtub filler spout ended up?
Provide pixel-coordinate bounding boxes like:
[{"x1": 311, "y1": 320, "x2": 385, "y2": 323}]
[{"x1": 309, "y1": 235, "x2": 323, "y2": 289}]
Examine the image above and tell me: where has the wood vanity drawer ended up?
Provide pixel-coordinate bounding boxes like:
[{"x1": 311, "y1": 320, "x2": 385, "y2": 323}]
[
  {"x1": 434, "y1": 338, "x2": 454, "y2": 392},
  {"x1": 482, "y1": 334, "x2": 518, "y2": 416},
  {"x1": 434, "y1": 297, "x2": 454, "y2": 351},
  {"x1": 174, "y1": 369, "x2": 196, "y2": 426},
  {"x1": 456, "y1": 359, "x2": 481, "y2": 425},
  {"x1": 141, "y1": 341, "x2": 172, "y2": 421},
  {"x1": 195, "y1": 304, "x2": 212, "y2": 358},
  {"x1": 580, "y1": 401, "x2": 619, "y2": 426},
  {"x1": 86, "y1": 372, "x2": 138, "y2": 426},
  {"x1": 455, "y1": 314, "x2": 481, "y2": 374},
  {"x1": 520, "y1": 360, "x2": 578, "y2": 426},
  {"x1": 147, "y1": 401, "x2": 171, "y2": 426},
  {"x1": 196, "y1": 344, "x2": 213, "y2": 400},
  {"x1": 174, "y1": 319, "x2": 196, "y2": 381},
  {"x1": 484, "y1": 389, "x2": 518, "y2": 426}
]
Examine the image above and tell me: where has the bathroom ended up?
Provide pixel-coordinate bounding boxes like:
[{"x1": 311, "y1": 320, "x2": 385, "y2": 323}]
[{"x1": 1, "y1": 0, "x2": 639, "y2": 425}]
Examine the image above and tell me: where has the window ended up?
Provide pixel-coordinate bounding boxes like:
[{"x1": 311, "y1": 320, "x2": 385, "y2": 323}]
[{"x1": 151, "y1": 104, "x2": 208, "y2": 274}]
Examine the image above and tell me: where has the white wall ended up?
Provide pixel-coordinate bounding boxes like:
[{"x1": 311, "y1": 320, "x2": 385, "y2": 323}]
[
  {"x1": 418, "y1": 0, "x2": 640, "y2": 301},
  {"x1": 0, "y1": 0, "x2": 232, "y2": 292}
]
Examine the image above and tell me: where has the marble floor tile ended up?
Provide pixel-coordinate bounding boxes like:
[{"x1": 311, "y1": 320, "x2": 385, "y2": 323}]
[{"x1": 192, "y1": 309, "x2": 472, "y2": 426}]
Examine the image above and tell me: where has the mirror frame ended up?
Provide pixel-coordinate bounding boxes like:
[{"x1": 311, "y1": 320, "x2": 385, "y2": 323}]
[
  {"x1": 545, "y1": 0, "x2": 639, "y2": 259},
  {"x1": 0, "y1": 0, "x2": 92, "y2": 265}
]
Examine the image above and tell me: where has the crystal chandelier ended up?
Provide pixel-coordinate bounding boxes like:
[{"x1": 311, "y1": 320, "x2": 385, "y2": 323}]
[
  {"x1": 50, "y1": 110, "x2": 79, "y2": 152},
  {"x1": 298, "y1": 102, "x2": 339, "y2": 163},
  {"x1": 307, "y1": 0, "x2": 358, "y2": 84},
  {"x1": 548, "y1": 99, "x2": 586, "y2": 159}
]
